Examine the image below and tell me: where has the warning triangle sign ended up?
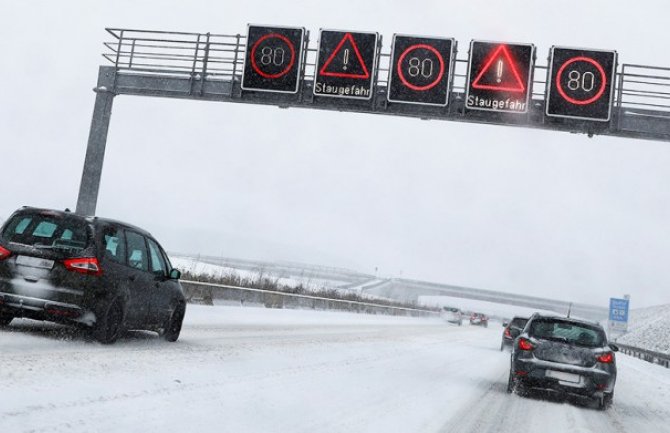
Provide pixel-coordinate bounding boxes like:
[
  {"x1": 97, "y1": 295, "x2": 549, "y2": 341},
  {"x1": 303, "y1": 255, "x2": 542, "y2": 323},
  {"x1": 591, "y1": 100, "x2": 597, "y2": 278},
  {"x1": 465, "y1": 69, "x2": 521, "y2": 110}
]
[
  {"x1": 472, "y1": 45, "x2": 526, "y2": 93},
  {"x1": 319, "y1": 33, "x2": 370, "y2": 79}
]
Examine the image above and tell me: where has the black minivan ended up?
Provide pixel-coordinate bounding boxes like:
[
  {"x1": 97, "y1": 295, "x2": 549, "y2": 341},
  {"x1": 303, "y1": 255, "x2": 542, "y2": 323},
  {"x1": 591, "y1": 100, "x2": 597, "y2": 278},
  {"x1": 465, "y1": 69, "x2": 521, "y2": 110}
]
[{"x1": 0, "y1": 207, "x2": 186, "y2": 344}]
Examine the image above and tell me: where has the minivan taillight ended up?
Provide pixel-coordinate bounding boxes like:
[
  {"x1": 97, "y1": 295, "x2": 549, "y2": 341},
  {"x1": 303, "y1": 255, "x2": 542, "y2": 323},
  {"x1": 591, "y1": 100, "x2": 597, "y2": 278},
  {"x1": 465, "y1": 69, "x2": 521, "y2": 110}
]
[
  {"x1": 596, "y1": 352, "x2": 614, "y2": 364},
  {"x1": 0, "y1": 245, "x2": 11, "y2": 261},
  {"x1": 63, "y1": 257, "x2": 102, "y2": 276},
  {"x1": 518, "y1": 337, "x2": 534, "y2": 351}
]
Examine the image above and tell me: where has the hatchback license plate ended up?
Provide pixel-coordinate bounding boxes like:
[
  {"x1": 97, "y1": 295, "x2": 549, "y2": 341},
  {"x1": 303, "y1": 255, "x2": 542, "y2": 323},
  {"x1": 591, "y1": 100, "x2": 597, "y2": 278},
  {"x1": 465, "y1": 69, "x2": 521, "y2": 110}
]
[
  {"x1": 16, "y1": 255, "x2": 55, "y2": 270},
  {"x1": 546, "y1": 370, "x2": 581, "y2": 383}
]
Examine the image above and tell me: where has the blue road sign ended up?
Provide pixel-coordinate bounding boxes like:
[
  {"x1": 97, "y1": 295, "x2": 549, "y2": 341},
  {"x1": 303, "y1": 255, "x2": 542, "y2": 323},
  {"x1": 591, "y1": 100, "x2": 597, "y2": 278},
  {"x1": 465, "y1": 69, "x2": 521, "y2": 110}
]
[{"x1": 609, "y1": 298, "x2": 629, "y2": 331}]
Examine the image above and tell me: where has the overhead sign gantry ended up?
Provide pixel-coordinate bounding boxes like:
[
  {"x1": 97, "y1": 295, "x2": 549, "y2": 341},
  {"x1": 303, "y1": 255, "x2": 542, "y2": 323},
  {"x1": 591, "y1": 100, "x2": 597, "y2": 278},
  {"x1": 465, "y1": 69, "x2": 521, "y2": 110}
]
[{"x1": 75, "y1": 25, "x2": 670, "y2": 216}]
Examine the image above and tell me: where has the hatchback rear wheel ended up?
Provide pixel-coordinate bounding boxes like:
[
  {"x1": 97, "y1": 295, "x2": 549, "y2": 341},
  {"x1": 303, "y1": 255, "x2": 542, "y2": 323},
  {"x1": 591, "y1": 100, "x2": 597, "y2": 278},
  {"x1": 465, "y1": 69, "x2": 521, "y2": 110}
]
[
  {"x1": 506, "y1": 370, "x2": 515, "y2": 393},
  {"x1": 597, "y1": 392, "x2": 614, "y2": 410},
  {"x1": 0, "y1": 313, "x2": 14, "y2": 327}
]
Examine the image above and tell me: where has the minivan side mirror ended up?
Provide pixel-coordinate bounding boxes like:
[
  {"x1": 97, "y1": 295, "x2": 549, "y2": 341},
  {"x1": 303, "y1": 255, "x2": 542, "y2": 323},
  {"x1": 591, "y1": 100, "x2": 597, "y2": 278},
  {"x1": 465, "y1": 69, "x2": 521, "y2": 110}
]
[
  {"x1": 502, "y1": 321, "x2": 509, "y2": 327},
  {"x1": 609, "y1": 343, "x2": 620, "y2": 352},
  {"x1": 169, "y1": 268, "x2": 181, "y2": 280}
]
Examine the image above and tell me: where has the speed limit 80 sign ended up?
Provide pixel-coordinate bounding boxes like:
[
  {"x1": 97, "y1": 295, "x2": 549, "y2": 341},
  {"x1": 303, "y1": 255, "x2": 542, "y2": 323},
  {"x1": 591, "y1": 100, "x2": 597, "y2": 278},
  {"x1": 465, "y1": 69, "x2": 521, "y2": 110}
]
[
  {"x1": 242, "y1": 25, "x2": 305, "y2": 94},
  {"x1": 546, "y1": 47, "x2": 617, "y2": 121},
  {"x1": 388, "y1": 35, "x2": 456, "y2": 106}
]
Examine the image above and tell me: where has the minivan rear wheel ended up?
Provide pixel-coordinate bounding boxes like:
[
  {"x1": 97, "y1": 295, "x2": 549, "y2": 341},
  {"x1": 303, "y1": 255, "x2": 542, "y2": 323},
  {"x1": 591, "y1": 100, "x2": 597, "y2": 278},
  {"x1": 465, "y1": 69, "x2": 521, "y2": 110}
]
[{"x1": 93, "y1": 298, "x2": 124, "y2": 344}]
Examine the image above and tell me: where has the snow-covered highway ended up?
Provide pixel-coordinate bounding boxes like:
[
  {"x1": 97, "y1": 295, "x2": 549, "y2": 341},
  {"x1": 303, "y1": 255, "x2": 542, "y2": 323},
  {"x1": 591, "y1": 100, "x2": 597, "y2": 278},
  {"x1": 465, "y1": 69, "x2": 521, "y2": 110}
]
[{"x1": 1, "y1": 305, "x2": 669, "y2": 433}]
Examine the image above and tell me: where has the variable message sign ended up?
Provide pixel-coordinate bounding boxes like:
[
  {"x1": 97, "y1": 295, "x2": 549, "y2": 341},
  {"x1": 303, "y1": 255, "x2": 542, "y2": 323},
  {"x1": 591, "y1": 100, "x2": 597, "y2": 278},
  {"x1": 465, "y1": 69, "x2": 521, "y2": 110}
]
[
  {"x1": 466, "y1": 40, "x2": 535, "y2": 114},
  {"x1": 242, "y1": 25, "x2": 305, "y2": 93},
  {"x1": 388, "y1": 35, "x2": 456, "y2": 106},
  {"x1": 546, "y1": 47, "x2": 617, "y2": 121},
  {"x1": 314, "y1": 29, "x2": 379, "y2": 100}
]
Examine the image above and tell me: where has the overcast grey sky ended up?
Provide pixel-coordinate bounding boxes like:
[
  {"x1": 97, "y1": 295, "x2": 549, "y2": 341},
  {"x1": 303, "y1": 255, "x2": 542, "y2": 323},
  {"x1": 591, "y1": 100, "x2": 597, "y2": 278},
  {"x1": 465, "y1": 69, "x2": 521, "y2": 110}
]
[{"x1": 2, "y1": 0, "x2": 669, "y2": 308}]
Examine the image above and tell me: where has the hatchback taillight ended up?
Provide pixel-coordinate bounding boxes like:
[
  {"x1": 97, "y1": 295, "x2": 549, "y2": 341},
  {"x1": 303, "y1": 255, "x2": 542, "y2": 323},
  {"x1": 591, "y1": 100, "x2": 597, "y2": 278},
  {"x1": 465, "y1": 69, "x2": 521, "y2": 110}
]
[
  {"x1": 63, "y1": 257, "x2": 102, "y2": 276},
  {"x1": 518, "y1": 337, "x2": 534, "y2": 351},
  {"x1": 504, "y1": 328, "x2": 512, "y2": 338},
  {"x1": 597, "y1": 352, "x2": 614, "y2": 364},
  {"x1": 0, "y1": 245, "x2": 11, "y2": 261}
]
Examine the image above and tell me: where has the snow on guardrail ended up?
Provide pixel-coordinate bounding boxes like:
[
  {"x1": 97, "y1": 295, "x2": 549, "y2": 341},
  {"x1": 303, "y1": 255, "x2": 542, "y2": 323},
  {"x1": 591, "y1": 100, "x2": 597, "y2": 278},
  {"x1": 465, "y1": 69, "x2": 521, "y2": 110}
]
[
  {"x1": 181, "y1": 280, "x2": 440, "y2": 318},
  {"x1": 616, "y1": 342, "x2": 670, "y2": 368}
]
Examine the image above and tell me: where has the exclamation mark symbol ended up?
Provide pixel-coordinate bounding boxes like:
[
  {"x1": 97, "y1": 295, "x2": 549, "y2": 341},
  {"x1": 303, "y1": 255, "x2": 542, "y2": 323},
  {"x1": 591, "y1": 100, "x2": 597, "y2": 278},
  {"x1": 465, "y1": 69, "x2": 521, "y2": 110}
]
[
  {"x1": 496, "y1": 59, "x2": 503, "y2": 83},
  {"x1": 343, "y1": 48, "x2": 350, "y2": 70}
]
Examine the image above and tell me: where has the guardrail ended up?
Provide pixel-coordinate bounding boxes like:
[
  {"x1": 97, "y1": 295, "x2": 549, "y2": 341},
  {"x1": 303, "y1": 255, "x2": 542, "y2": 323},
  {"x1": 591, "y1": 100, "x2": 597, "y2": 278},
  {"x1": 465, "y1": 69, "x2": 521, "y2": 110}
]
[
  {"x1": 181, "y1": 280, "x2": 439, "y2": 318},
  {"x1": 616, "y1": 342, "x2": 670, "y2": 368}
]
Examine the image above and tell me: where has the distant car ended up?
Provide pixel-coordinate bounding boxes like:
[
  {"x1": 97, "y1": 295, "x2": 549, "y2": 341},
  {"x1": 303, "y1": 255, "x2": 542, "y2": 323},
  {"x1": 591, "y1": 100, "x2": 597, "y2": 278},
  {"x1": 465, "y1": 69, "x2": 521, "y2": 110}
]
[
  {"x1": 501, "y1": 316, "x2": 529, "y2": 351},
  {"x1": 470, "y1": 312, "x2": 489, "y2": 327},
  {"x1": 507, "y1": 313, "x2": 618, "y2": 410},
  {"x1": 0, "y1": 207, "x2": 186, "y2": 344},
  {"x1": 441, "y1": 307, "x2": 463, "y2": 326}
]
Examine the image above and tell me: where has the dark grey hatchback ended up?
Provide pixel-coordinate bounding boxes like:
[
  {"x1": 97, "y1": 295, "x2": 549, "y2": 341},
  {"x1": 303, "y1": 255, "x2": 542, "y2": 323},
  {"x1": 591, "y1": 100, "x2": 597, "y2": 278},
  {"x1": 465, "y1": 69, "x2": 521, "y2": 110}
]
[
  {"x1": 507, "y1": 314, "x2": 618, "y2": 410},
  {"x1": 0, "y1": 207, "x2": 186, "y2": 344}
]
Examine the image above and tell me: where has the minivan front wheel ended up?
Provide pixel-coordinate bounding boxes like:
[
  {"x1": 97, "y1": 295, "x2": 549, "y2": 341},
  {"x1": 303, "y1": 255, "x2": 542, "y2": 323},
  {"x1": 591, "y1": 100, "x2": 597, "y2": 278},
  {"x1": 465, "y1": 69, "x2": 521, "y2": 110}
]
[
  {"x1": 161, "y1": 304, "x2": 185, "y2": 342},
  {"x1": 93, "y1": 298, "x2": 124, "y2": 344}
]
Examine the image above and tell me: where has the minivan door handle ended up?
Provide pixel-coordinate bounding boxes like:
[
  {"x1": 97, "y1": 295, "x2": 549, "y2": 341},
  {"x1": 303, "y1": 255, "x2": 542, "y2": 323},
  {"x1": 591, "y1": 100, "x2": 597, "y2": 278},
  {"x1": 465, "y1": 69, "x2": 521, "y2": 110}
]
[{"x1": 129, "y1": 275, "x2": 137, "y2": 282}]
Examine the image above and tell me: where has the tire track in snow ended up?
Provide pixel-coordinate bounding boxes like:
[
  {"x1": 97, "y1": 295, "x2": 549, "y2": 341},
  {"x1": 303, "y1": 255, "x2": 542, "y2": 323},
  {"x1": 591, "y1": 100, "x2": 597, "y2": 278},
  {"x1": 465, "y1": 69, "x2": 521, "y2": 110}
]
[
  {"x1": 3, "y1": 325, "x2": 488, "y2": 433},
  {"x1": 436, "y1": 359, "x2": 670, "y2": 433}
]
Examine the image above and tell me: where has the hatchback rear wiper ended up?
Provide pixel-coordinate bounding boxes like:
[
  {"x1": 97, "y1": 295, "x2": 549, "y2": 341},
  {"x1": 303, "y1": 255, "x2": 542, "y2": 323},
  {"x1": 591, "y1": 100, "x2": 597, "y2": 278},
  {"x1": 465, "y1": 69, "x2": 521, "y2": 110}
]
[{"x1": 537, "y1": 336, "x2": 570, "y2": 344}]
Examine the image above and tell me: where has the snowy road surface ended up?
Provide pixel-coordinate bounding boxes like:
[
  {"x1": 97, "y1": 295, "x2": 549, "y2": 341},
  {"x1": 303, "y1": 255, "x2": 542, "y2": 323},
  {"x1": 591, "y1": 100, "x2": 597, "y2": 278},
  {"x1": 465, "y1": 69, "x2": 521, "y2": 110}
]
[{"x1": 1, "y1": 306, "x2": 670, "y2": 433}]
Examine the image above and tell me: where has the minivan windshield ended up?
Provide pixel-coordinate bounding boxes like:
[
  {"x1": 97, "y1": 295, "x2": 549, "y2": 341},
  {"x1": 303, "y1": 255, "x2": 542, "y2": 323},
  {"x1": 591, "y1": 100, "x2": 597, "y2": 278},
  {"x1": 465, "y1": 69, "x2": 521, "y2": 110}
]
[
  {"x1": 529, "y1": 319, "x2": 606, "y2": 348},
  {"x1": 1, "y1": 211, "x2": 90, "y2": 256}
]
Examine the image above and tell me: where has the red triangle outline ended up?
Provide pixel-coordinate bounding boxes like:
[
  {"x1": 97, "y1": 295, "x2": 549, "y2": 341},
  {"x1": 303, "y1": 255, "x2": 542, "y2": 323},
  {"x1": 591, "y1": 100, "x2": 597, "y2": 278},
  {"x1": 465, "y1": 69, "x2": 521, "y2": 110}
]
[
  {"x1": 472, "y1": 44, "x2": 526, "y2": 93},
  {"x1": 319, "y1": 33, "x2": 370, "y2": 79}
]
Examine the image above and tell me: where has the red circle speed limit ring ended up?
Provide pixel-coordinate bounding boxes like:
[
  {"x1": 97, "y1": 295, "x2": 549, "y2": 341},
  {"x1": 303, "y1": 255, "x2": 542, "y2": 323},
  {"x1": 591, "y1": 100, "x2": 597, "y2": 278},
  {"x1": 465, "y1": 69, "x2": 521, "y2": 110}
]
[
  {"x1": 242, "y1": 25, "x2": 305, "y2": 94},
  {"x1": 546, "y1": 47, "x2": 617, "y2": 121},
  {"x1": 555, "y1": 56, "x2": 607, "y2": 106},
  {"x1": 396, "y1": 44, "x2": 445, "y2": 91},
  {"x1": 250, "y1": 33, "x2": 296, "y2": 79},
  {"x1": 388, "y1": 35, "x2": 455, "y2": 106}
]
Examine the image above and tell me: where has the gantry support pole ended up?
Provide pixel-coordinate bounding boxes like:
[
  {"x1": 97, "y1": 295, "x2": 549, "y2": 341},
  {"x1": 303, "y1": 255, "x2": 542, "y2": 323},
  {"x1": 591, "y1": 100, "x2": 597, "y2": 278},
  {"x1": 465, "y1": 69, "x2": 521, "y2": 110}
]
[{"x1": 75, "y1": 67, "x2": 116, "y2": 216}]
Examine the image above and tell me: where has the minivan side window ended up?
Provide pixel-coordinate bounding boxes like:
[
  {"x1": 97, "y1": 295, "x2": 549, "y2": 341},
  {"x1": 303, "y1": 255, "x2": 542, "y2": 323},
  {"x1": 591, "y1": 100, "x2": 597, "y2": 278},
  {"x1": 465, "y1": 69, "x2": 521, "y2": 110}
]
[
  {"x1": 103, "y1": 227, "x2": 127, "y2": 265},
  {"x1": 125, "y1": 231, "x2": 148, "y2": 272},
  {"x1": 147, "y1": 238, "x2": 167, "y2": 277}
]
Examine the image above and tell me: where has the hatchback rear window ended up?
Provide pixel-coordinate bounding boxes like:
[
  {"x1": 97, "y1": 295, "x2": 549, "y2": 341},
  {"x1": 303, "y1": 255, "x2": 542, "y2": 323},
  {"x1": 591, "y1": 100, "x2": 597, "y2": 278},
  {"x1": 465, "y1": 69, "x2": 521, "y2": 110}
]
[
  {"x1": 1, "y1": 212, "x2": 91, "y2": 255},
  {"x1": 529, "y1": 319, "x2": 605, "y2": 348}
]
